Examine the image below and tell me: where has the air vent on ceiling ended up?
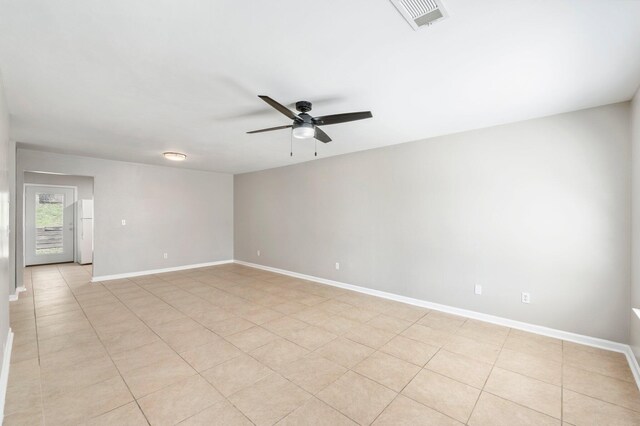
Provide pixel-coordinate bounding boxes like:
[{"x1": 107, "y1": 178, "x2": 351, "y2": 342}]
[{"x1": 390, "y1": 0, "x2": 449, "y2": 31}]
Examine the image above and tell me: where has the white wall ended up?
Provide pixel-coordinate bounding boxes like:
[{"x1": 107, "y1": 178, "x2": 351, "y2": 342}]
[
  {"x1": 631, "y1": 88, "x2": 640, "y2": 360},
  {"x1": 0, "y1": 73, "x2": 11, "y2": 370},
  {"x1": 16, "y1": 149, "x2": 233, "y2": 286},
  {"x1": 235, "y1": 102, "x2": 631, "y2": 343}
]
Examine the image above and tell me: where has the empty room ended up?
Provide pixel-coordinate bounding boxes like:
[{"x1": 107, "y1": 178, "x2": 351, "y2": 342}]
[{"x1": 1, "y1": 0, "x2": 640, "y2": 425}]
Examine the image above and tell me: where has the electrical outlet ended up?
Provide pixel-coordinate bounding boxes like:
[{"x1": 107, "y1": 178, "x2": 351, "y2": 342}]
[
  {"x1": 257, "y1": 250, "x2": 261, "y2": 257},
  {"x1": 335, "y1": 262, "x2": 340, "y2": 270},
  {"x1": 474, "y1": 284, "x2": 482, "y2": 295},
  {"x1": 163, "y1": 253, "x2": 168, "y2": 259},
  {"x1": 521, "y1": 292, "x2": 531, "y2": 304},
  {"x1": 121, "y1": 219, "x2": 126, "y2": 226}
]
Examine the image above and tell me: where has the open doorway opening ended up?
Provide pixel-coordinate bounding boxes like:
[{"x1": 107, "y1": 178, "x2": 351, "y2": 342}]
[{"x1": 22, "y1": 172, "x2": 94, "y2": 268}]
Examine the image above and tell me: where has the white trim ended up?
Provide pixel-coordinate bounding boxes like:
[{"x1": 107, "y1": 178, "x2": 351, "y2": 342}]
[
  {"x1": 0, "y1": 329, "x2": 14, "y2": 422},
  {"x1": 234, "y1": 260, "x2": 640, "y2": 389},
  {"x1": 23, "y1": 184, "x2": 78, "y2": 188},
  {"x1": 625, "y1": 346, "x2": 640, "y2": 389},
  {"x1": 91, "y1": 260, "x2": 234, "y2": 282},
  {"x1": 8, "y1": 287, "x2": 25, "y2": 302},
  {"x1": 9, "y1": 287, "x2": 27, "y2": 302}
]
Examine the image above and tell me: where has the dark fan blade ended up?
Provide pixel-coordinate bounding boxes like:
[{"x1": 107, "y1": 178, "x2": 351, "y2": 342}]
[
  {"x1": 314, "y1": 127, "x2": 332, "y2": 143},
  {"x1": 247, "y1": 125, "x2": 293, "y2": 134},
  {"x1": 258, "y1": 95, "x2": 298, "y2": 120},
  {"x1": 313, "y1": 111, "x2": 372, "y2": 126}
]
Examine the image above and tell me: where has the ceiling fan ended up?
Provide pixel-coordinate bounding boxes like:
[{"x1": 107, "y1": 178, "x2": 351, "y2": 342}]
[{"x1": 247, "y1": 95, "x2": 373, "y2": 143}]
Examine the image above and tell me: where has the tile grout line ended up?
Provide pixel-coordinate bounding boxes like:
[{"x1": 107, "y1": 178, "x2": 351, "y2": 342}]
[
  {"x1": 28, "y1": 267, "x2": 47, "y2": 426},
  {"x1": 170, "y1": 269, "x2": 335, "y2": 425},
  {"x1": 57, "y1": 267, "x2": 152, "y2": 425},
  {"x1": 54, "y1": 265, "x2": 152, "y2": 425},
  {"x1": 99, "y1": 278, "x2": 227, "y2": 424},
  {"x1": 122, "y1": 273, "x2": 270, "y2": 425},
  {"x1": 172, "y1": 270, "x2": 429, "y2": 424},
  {"x1": 16, "y1": 263, "x2": 640, "y2": 425},
  {"x1": 356, "y1": 309, "x2": 439, "y2": 425},
  {"x1": 101, "y1": 274, "x2": 262, "y2": 425},
  {"x1": 464, "y1": 324, "x2": 510, "y2": 423},
  {"x1": 427, "y1": 322, "x2": 639, "y2": 418},
  {"x1": 561, "y1": 339, "x2": 564, "y2": 424}
]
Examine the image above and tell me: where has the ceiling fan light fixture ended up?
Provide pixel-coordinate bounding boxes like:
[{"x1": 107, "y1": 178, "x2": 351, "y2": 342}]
[
  {"x1": 292, "y1": 125, "x2": 315, "y2": 139},
  {"x1": 247, "y1": 95, "x2": 372, "y2": 145},
  {"x1": 163, "y1": 151, "x2": 187, "y2": 161}
]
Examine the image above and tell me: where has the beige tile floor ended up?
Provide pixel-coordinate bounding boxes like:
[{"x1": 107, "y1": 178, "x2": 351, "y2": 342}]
[{"x1": 5, "y1": 262, "x2": 640, "y2": 425}]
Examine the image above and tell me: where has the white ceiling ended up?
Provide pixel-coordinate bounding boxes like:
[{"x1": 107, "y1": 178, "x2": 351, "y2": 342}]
[{"x1": 1, "y1": 0, "x2": 640, "y2": 174}]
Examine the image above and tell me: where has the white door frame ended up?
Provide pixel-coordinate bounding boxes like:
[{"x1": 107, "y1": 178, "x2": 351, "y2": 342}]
[{"x1": 23, "y1": 184, "x2": 78, "y2": 266}]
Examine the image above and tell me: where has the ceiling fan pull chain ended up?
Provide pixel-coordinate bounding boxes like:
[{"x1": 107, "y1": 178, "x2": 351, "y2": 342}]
[
  {"x1": 315, "y1": 138, "x2": 317, "y2": 157},
  {"x1": 290, "y1": 130, "x2": 293, "y2": 157}
]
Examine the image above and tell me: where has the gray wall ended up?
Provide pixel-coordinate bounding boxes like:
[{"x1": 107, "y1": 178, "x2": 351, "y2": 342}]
[
  {"x1": 17, "y1": 149, "x2": 233, "y2": 287},
  {"x1": 631, "y1": 88, "x2": 640, "y2": 360},
  {"x1": 235, "y1": 102, "x2": 631, "y2": 343},
  {"x1": 0, "y1": 73, "x2": 11, "y2": 367}
]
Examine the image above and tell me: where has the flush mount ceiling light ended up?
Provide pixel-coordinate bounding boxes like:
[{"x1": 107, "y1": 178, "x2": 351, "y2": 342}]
[{"x1": 163, "y1": 152, "x2": 187, "y2": 161}]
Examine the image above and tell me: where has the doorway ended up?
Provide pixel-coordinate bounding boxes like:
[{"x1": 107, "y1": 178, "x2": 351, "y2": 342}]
[{"x1": 24, "y1": 185, "x2": 76, "y2": 266}]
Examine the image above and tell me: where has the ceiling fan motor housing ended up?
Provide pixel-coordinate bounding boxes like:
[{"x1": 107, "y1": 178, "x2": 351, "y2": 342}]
[{"x1": 295, "y1": 101, "x2": 312, "y2": 113}]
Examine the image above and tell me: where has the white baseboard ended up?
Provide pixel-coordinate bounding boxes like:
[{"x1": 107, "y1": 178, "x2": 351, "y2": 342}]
[
  {"x1": 91, "y1": 260, "x2": 234, "y2": 282},
  {"x1": 8, "y1": 287, "x2": 26, "y2": 302},
  {"x1": 0, "y1": 329, "x2": 14, "y2": 422},
  {"x1": 625, "y1": 347, "x2": 640, "y2": 390},
  {"x1": 234, "y1": 259, "x2": 640, "y2": 389}
]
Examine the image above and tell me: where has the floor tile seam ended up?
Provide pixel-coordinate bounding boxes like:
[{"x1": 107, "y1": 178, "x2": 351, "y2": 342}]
[
  {"x1": 100, "y1": 275, "x2": 251, "y2": 424},
  {"x1": 561, "y1": 360, "x2": 635, "y2": 383},
  {"x1": 56, "y1": 268, "x2": 153, "y2": 425},
  {"x1": 201, "y1": 355, "x2": 314, "y2": 425},
  {"x1": 562, "y1": 339, "x2": 566, "y2": 424},
  {"x1": 480, "y1": 389, "x2": 562, "y2": 421},
  {"x1": 24, "y1": 267, "x2": 47, "y2": 425},
  {"x1": 154, "y1": 281, "x2": 257, "y2": 327},
  {"x1": 175, "y1": 397, "x2": 257, "y2": 426},
  {"x1": 489, "y1": 362, "x2": 560, "y2": 387},
  {"x1": 559, "y1": 383, "x2": 640, "y2": 414},
  {"x1": 404, "y1": 344, "x2": 479, "y2": 424},
  {"x1": 464, "y1": 325, "x2": 511, "y2": 424},
  {"x1": 43, "y1": 266, "x2": 633, "y2": 422},
  {"x1": 397, "y1": 386, "x2": 480, "y2": 425},
  {"x1": 325, "y1": 345, "x2": 445, "y2": 421},
  {"x1": 363, "y1": 349, "x2": 433, "y2": 426}
]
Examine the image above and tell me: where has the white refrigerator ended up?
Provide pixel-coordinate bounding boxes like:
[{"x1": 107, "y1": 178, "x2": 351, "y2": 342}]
[{"x1": 76, "y1": 199, "x2": 94, "y2": 265}]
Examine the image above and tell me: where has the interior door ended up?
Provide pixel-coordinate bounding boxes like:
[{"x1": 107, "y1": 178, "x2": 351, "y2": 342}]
[{"x1": 25, "y1": 186, "x2": 75, "y2": 266}]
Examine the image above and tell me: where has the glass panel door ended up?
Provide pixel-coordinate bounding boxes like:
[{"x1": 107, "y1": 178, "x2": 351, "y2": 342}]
[
  {"x1": 35, "y1": 192, "x2": 65, "y2": 254},
  {"x1": 25, "y1": 186, "x2": 75, "y2": 266}
]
